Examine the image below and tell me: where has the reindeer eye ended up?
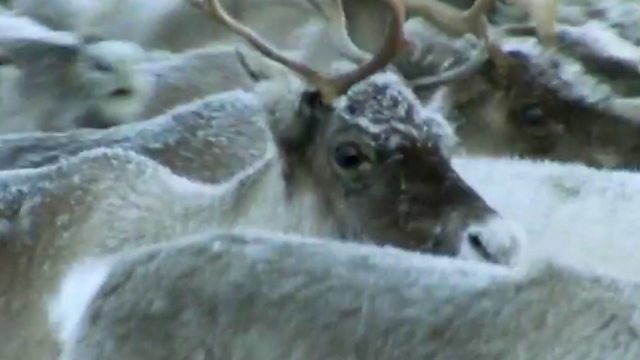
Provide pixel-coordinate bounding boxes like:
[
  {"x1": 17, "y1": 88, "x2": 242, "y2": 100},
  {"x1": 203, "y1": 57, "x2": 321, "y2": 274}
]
[
  {"x1": 334, "y1": 142, "x2": 369, "y2": 170},
  {"x1": 92, "y1": 59, "x2": 113, "y2": 72},
  {"x1": 345, "y1": 102, "x2": 359, "y2": 116},
  {"x1": 519, "y1": 105, "x2": 545, "y2": 127}
]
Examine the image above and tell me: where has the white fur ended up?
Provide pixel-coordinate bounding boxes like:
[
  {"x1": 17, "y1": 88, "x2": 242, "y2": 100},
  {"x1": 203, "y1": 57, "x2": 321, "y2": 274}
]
[
  {"x1": 454, "y1": 155, "x2": 640, "y2": 280},
  {"x1": 47, "y1": 257, "x2": 114, "y2": 349}
]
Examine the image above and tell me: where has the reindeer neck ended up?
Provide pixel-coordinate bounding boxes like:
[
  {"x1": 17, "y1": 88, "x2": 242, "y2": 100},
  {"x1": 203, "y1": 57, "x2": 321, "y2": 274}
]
[{"x1": 180, "y1": 149, "x2": 339, "y2": 239}]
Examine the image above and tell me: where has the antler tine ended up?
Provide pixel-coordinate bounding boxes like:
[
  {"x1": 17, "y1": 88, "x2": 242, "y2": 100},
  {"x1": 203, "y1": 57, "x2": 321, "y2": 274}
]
[
  {"x1": 191, "y1": 0, "x2": 333, "y2": 94},
  {"x1": 328, "y1": 0, "x2": 408, "y2": 98},
  {"x1": 406, "y1": 0, "x2": 512, "y2": 78}
]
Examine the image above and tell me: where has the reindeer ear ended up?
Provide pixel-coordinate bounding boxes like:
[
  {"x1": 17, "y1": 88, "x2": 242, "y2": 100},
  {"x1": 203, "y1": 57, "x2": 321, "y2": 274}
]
[
  {"x1": 274, "y1": 90, "x2": 329, "y2": 156},
  {"x1": 0, "y1": 37, "x2": 80, "y2": 70}
]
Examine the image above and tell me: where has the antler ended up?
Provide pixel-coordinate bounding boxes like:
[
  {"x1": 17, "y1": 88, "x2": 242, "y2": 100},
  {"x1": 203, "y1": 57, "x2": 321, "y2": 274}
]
[
  {"x1": 191, "y1": 0, "x2": 407, "y2": 103},
  {"x1": 405, "y1": 0, "x2": 514, "y2": 86},
  {"x1": 309, "y1": 0, "x2": 371, "y2": 63},
  {"x1": 406, "y1": 0, "x2": 559, "y2": 51},
  {"x1": 405, "y1": 0, "x2": 497, "y2": 37}
]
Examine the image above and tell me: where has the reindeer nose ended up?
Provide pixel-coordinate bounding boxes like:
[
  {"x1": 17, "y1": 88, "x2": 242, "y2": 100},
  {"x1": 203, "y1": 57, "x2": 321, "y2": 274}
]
[{"x1": 458, "y1": 215, "x2": 526, "y2": 266}]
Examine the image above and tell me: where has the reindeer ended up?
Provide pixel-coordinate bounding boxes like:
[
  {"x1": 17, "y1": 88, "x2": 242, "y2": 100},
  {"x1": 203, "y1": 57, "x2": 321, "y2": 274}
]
[
  {"x1": 0, "y1": 1, "x2": 524, "y2": 358},
  {"x1": 52, "y1": 231, "x2": 640, "y2": 360},
  {"x1": 0, "y1": 1, "x2": 371, "y2": 132},
  {"x1": 397, "y1": 0, "x2": 640, "y2": 170},
  {"x1": 325, "y1": 0, "x2": 640, "y2": 171},
  {"x1": 0, "y1": 16, "x2": 262, "y2": 133},
  {"x1": 0, "y1": 13, "x2": 153, "y2": 133}
]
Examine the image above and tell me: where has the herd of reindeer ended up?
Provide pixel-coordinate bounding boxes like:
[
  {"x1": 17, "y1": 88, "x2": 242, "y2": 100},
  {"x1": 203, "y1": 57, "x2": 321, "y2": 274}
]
[{"x1": 2, "y1": 0, "x2": 640, "y2": 358}]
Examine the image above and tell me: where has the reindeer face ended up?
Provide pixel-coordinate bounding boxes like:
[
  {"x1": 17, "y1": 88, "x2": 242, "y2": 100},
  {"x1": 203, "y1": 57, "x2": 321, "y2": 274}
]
[
  {"x1": 74, "y1": 40, "x2": 152, "y2": 128},
  {"x1": 302, "y1": 73, "x2": 524, "y2": 265},
  {"x1": 0, "y1": 35, "x2": 151, "y2": 132}
]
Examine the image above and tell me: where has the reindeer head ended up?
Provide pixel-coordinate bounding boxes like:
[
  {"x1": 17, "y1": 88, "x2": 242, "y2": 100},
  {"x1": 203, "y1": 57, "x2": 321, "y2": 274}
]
[
  {"x1": 194, "y1": 0, "x2": 525, "y2": 265},
  {"x1": 73, "y1": 39, "x2": 152, "y2": 129},
  {"x1": 0, "y1": 16, "x2": 152, "y2": 132}
]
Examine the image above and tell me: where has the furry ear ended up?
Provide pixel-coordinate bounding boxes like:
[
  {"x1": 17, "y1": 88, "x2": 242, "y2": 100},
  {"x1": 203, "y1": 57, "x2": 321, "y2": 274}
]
[
  {"x1": 0, "y1": 13, "x2": 81, "y2": 68},
  {"x1": 0, "y1": 37, "x2": 80, "y2": 69},
  {"x1": 275, "y1": 90, "x2": 328, "y2": 157}
]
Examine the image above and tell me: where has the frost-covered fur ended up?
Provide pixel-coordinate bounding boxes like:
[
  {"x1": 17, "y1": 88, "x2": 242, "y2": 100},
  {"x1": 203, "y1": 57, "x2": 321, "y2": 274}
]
[
  {"x1": 0, "y1": 90, "x2": 271, "y2": 183},
  {"x1": 0, "y1": 148, "x2": 286, "y2": 360},
  {"x1": 454, "y1": 156, "x2": 640, "y2": 281},
  {"x1": 53, "y1": 232, "x2": 640, "y2": 360}
]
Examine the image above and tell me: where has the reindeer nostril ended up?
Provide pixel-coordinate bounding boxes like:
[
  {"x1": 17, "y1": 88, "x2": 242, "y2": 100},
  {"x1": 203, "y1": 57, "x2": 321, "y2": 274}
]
[
  {"x1": 109, "y1": 88, "x2": 133, "y2": 97},
  {"x1": 468, "y1": 232, "x2": 482, "y2": 249},
  {"x1": 467, "y1": 231, "x2": 498, "y2": 263}
]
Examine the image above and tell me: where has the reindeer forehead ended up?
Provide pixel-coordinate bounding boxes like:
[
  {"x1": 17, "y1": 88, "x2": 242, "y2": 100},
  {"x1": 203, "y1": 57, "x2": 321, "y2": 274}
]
[
  {"x1": 84, "y1": 41, "x2": 147, "y2": 66},
  {"x1": 338, "y1": 73, "x2": 418, "y2": 122},
  {"x1": 333, "y1": 73, "x2": 455, "y2": 149}
]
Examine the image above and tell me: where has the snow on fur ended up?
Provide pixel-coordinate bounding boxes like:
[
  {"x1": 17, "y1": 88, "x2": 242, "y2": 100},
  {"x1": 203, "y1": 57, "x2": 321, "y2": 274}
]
[{"x1": 53, "y1": 231, "x2": 640, "y2": 360}]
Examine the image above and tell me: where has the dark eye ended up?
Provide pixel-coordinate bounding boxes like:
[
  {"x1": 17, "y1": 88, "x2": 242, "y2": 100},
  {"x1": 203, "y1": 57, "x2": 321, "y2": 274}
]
[
  {"x1": 345, "y1": 102, "x2": 359, "y2": 116},
  {"x1": 519, "y1": 105, "x2": 545, "y2": 127},
  {"x1": 93, "y1": 59, "x2": 112, "y2": 72},
  {"x1": 334, "y1": 142, "x2": 368, "y2": 170}
]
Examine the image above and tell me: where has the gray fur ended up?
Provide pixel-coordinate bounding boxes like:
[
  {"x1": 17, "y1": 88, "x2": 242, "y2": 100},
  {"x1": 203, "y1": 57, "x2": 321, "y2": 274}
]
[
  {"x1": 0, "y1": 90, "x2": 271, "y2": 183},
  {"x1": 137, "y1": 44, "x2": 284, "y2": 119},
  {"x1": 55, "y1": 231, "x2": 640, "y2": 360}
]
